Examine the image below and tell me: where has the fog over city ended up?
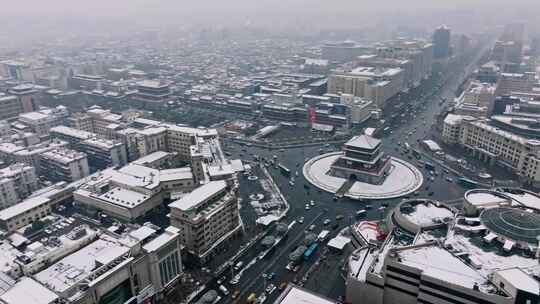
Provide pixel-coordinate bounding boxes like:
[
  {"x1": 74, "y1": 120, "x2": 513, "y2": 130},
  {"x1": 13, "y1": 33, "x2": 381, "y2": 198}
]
[{"x1": 1, "y1": 1, "x2": 540, "y2": 304}]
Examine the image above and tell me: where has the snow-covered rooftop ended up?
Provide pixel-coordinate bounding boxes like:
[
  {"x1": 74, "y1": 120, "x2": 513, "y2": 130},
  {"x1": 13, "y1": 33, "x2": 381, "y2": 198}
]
[
  {"x1": 0, "y1": 277, "x2": 58, "y2": 304},
  {"x1": 276, "y1": 285, "x2": 336, "y2": 304},
  {"x1": 397, "y1": 245, "x2": 490, "y2": 291},
  {"x1": 345, "y1": 134, "x2": 380, "y2": 150},
  {"x1": 35, "y1": 235, "x2": 131, "y2": 293},
  {"x1": 169, "y1": 180, "x2": 227, "y2": 211},
  {"x1": 0, "y1": 196, "x2": 50, "y2": 221}
]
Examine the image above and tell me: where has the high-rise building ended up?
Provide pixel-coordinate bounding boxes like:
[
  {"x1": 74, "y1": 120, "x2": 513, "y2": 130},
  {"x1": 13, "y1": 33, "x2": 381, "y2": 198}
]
[
  {"x1": 433, "y1": 25, "x2": 451, "y2": 59},
  {"x1": 168, "y1": 180, "x2": 241, "y2": 262}
]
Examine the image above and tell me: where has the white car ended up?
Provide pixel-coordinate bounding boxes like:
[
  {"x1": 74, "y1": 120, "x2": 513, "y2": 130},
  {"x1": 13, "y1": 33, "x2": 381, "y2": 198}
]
[
  {"x1": 266, "y1": 284, "x2": 276, "y2": 295},
  {"x1": 323, "y1": 219, "x2": 331, "y2": 225}
]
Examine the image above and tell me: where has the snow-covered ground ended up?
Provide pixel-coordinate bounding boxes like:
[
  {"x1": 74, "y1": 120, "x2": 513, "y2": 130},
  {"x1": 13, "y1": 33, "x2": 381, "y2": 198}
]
[{"x1": 303, "y1": 153, "x2": 423, "y2": 200}]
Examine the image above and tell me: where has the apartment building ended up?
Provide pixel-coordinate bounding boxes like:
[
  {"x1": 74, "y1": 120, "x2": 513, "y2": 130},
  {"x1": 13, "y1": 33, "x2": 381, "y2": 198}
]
[
  {"x1": 495, "y1": 72, "x2": 535, "y2": 96},
  {"x1": 453, "y1": 81, "x2": 496, "y2": 117},
  {"x1": 169, "y1": 180, "x2": 241, "y2": 263},
  {"x1": 0, "y1": 96, "x2": 22, "y2": 121},
  {"x1": 0, "y1": 163, "x2": 39, "y2": 209},
  {"x1": 50, "y1": 125, "x2": 127, "y2": 170},
  {"x1": 18, "y1": 109, "x2": 65, "y2": 137},
  {"x1": 8, "y1": 84, "x2": 39, "y2": 113},
  {"x1": 328, "y1": 66, "x2": 404, "y2": 108},
  {"x1": 442, "y1": 114, "x2": 540, "y2": 185},
  {"x1": 39, "y1": 148, "x2": 90, "y2": 182}
]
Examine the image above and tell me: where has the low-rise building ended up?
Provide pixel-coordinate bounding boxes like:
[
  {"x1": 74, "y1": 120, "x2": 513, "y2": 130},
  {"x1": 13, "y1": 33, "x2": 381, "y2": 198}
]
[
  {"x1": 74, "y1": 163, "x2": 195, "y2": 221},
  {"x1": 33, "y1": 225, "x2": 182, "y2": 304},
  {"x1": 346, "y1": 197, "x2": 540, "y2": 304},
  {"x1": 0, "y1": 196, "x2": 52, "y2": 232},
  {"x1": 273, "y1": 284, "x2": 337, "y2": 304}
]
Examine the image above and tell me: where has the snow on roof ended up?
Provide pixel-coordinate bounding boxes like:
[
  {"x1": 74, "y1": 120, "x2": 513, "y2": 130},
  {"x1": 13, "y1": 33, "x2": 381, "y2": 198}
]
[
  {"x1": 401, "y1": 202, "x2": 454, "y2": 227},
  {"x1": 143, "y1": 226, "x2": 179, "y2": 253},
  {"x1": 364, "y1": 127, "x2": 376, "y2": 136},
  {"x1": 496, "y1": 268, "x2": 540, "y2": 295},
  {"x1": 444, "y1": 113, "x2": 464, "y2": 125},
  {"x1": 327, "y1": 236, "x2": 351, "y2": 250},
  {"x1": 8, "y1": 233, "x2": 28, "y2": 247},
  {"x1": 0, "y1": 277, "x2": 58, "y2": 304},
  {"x1": 0, "y1": 196, "x2": 50, "y2": 221},
  {"x1": 256, "y1": 214, "x2": 280, "y2": 226},
  {"x1": 276, "y1": 285, "x2": 336, "y2": 304},
  {"x1": 35, "y1": 235, "x2": 130, "y2": 293},
  {"x1": 345, "y1": 134, "x2": 380, "y2": 150},
  {"x1": 97, "y1": 187, "x2": 150, "y2": 209},
  {"x1": 128, "y1": 226, "x2": 157, "y2": 242},
  {"x1": 18, "y1": 111, "x2": 49, "y2": 121},
  {"x1": 159, "y1": 167, "x2": 193, "y2": 181},
  {"x1": 465, "y1": 190, "x2": 510, "y2": 207},
  {"x1": 50, "y1": 125, "x2": 94, "y2": 140},
  {"x1": 397, "y1": 245, "x2": 488, "y2": 291},
  {"x1": 169, "y1": 180, "x2": 227, "y2": 211},
  {"x1": 207, "y1": 164, "x2": 235, "y2": 177},
  {"x1": 132, "y1": 151, "x2": 171, "y2": 165},
  {"x1": 229, "y1": 159, "x2": 245, "y2": 172},
  {"x1": 498, "y1": 189, "x2": 540, "y2": 210},
  {"x1": 445, "y1": 232, "x2": 540, "y2": 281},
  {"x1": 422, "y1": 140, "x2": 442, "y2": 152}
]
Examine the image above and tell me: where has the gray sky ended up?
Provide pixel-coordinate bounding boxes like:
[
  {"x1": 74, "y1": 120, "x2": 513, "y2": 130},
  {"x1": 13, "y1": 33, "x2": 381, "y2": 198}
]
[
  {"x1": 3, "y1": 0, "x2": 538, "y2": 17},
  {"x1": 1, "y1": 0, "x2": 539, "y2": 33}
]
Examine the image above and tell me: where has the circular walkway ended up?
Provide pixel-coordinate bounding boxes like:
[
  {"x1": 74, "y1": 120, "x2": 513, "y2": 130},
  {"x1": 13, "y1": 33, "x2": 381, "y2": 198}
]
[{"x1": 303, "y1": 152, "x2": 423, "y2": 200}]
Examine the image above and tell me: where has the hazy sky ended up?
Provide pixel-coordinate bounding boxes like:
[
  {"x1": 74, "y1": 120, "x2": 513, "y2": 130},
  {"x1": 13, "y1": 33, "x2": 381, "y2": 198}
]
[
  {"x1": 1, "y1": 0, "x2": 539, "y2": 36},
  {"x1": 3, "y1": 0, "x2": 539, "y2": 18}
]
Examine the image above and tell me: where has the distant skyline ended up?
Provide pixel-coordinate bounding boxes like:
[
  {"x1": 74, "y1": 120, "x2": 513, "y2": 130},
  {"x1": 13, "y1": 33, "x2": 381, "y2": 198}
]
[
  {"x1": 0, "y1": 0, "x2": 539, "y2": 45},
  {"x1": 2, "y1": 0, "x2": 539, "y2": 20}
]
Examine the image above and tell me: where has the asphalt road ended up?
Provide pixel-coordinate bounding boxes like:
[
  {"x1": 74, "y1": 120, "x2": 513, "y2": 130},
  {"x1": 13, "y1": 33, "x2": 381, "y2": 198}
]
[{"x1": 189, "y1": 48, "x2": 491, "y2": 304}]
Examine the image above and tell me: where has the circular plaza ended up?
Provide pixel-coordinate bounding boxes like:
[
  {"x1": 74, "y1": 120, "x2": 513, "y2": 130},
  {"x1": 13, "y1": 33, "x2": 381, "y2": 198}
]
[
  {"x1": 303, "y1": 152, "x2": 423, "y2": 200},
  {"x1": 480, "y1": 207, "x2": 540, "y2": 245}
]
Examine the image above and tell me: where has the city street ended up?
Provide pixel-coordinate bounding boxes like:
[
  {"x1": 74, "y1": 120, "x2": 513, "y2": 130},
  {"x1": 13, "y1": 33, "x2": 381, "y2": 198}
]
[{"x1": 184, "y1": 46, "x2": 494, "y2": 304}]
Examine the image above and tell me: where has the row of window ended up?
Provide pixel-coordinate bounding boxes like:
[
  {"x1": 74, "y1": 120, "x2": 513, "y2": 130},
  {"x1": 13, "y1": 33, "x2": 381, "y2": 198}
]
[{"x1": 158, "y1": 251, "x2": 181, "y2": 287}]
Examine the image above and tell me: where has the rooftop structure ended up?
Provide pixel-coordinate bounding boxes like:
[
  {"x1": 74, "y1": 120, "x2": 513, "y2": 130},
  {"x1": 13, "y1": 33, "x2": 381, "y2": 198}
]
[
  {"x1": 35, "y1": 234, "x2": 131, "y2": 297},
  {"x1": 304, "y1": 134, "x2": 423, "y2": 200},
  {"x1": 0, "y1": 277, "x2": 58, "y2": 304},
  {"x1": 330, "y1": 135, "x2": 391, "y2": 184},
  {"x1": 346, "y1": 191, "x2": 540, "y2": 304},
  {"x1": 389, "y1": 199, "x2": 455, "y2": 234},
  {"x1": 273, "y1": 285, "x2": 337, "y2": 304},
  {"x1": 74, "y1": 163, "x2": 194, "y2": 221}
]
